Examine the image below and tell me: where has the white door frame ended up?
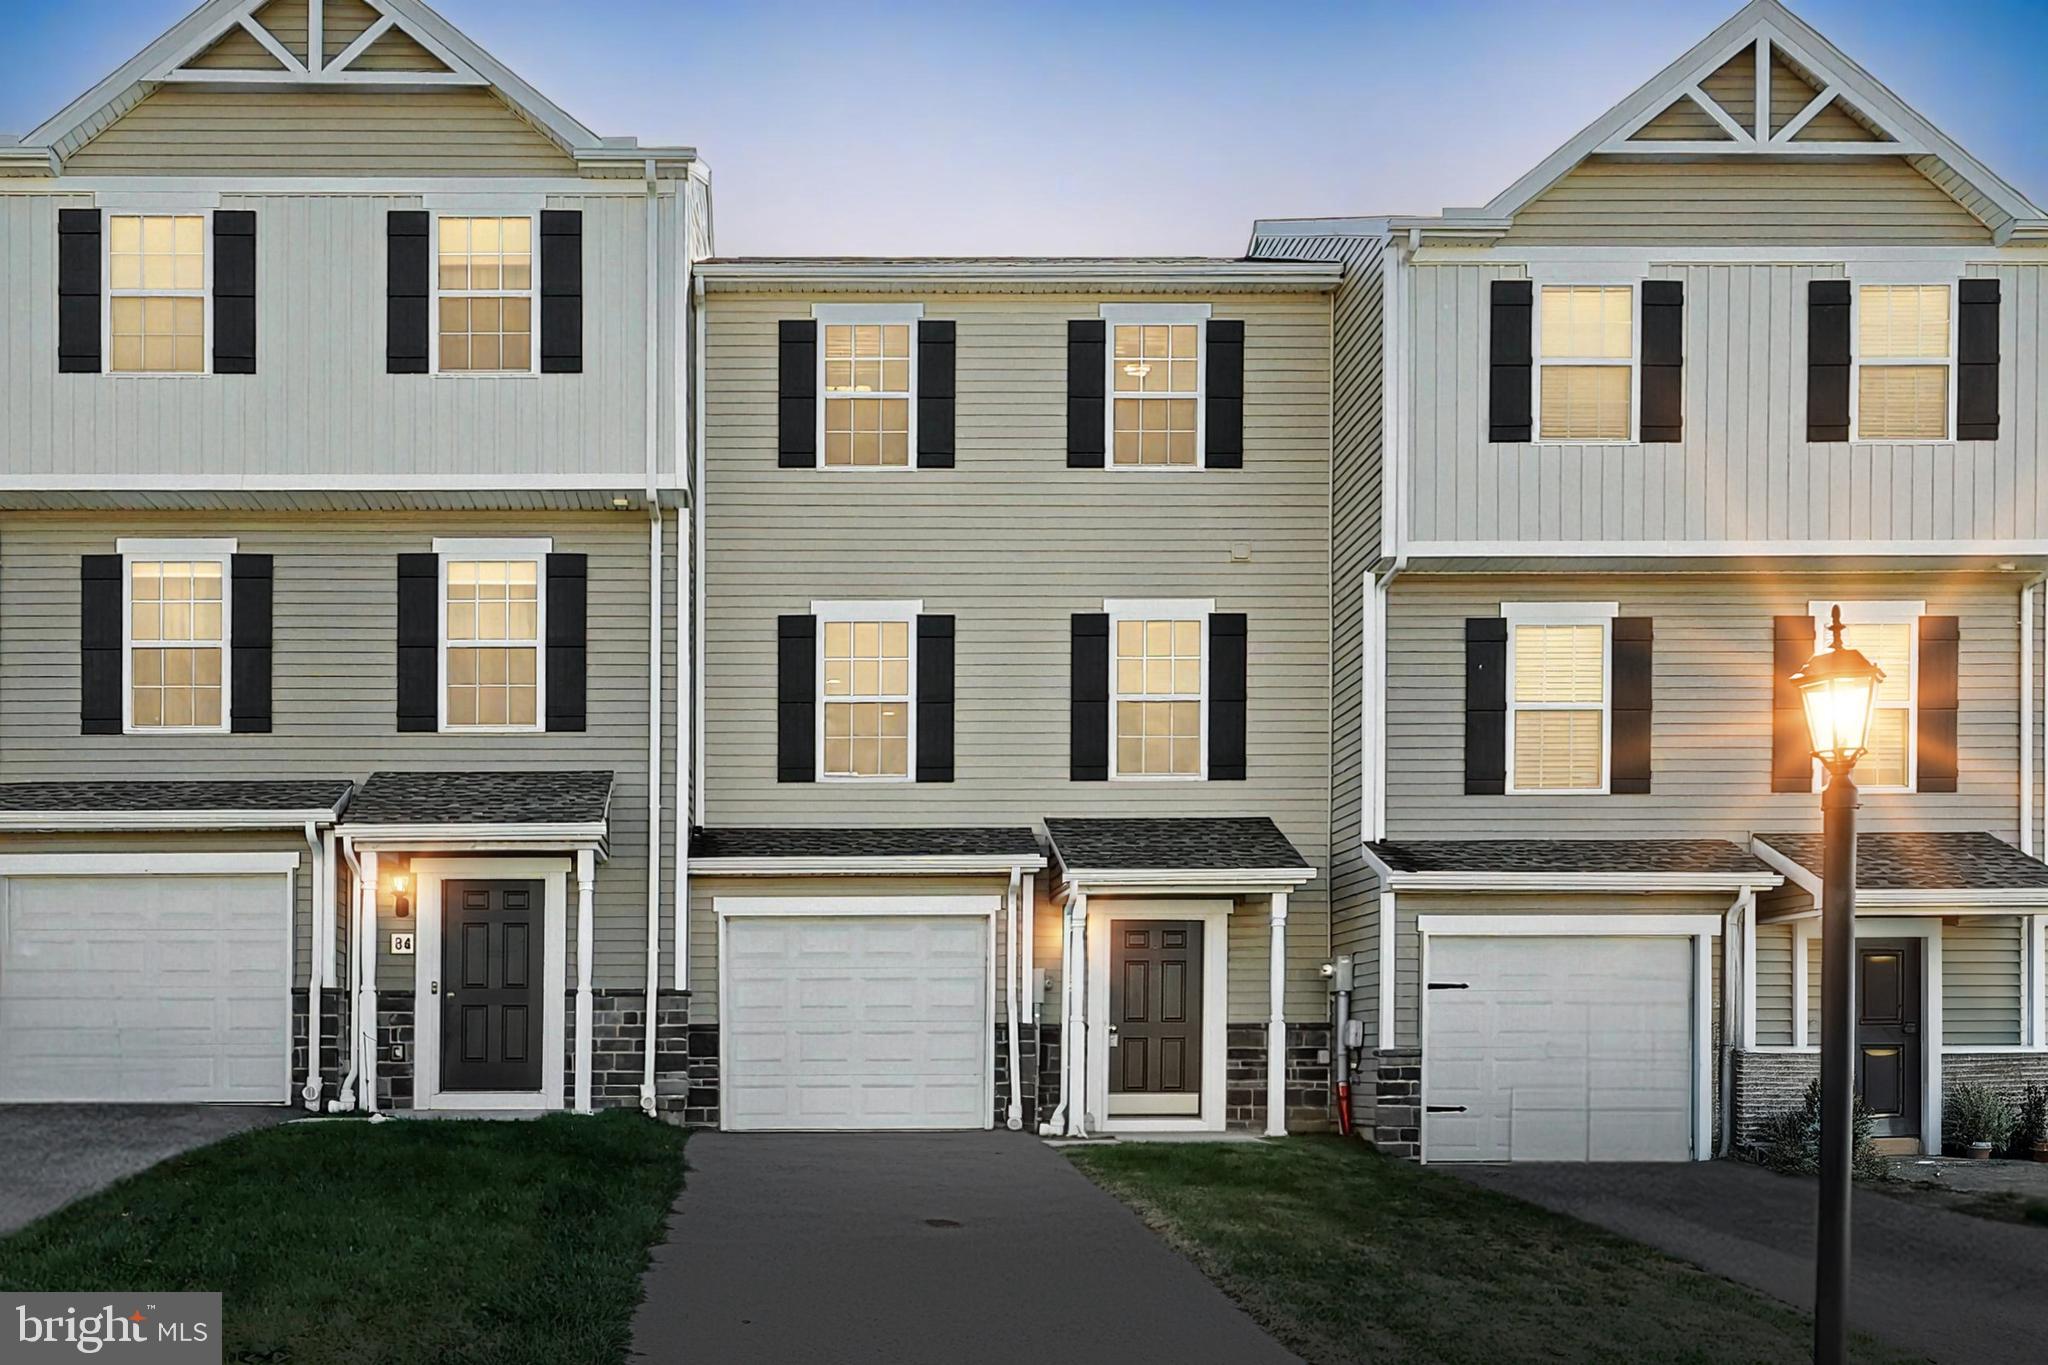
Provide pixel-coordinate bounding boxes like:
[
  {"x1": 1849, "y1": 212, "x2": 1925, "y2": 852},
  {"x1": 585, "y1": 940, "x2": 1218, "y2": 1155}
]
[
  {"x1": 1086, "y1": 898, "x2": 1231, "y2": 1134},
  {"x1": 1417, "y1": 914, "x2": 1720, "y2": 1163},
  {"x1": 714, "y1": 894, "x2": 1000, "y2": 1132},
  {"x1": 412, "y1": 856, "x2": 569, "y2": 1113}
]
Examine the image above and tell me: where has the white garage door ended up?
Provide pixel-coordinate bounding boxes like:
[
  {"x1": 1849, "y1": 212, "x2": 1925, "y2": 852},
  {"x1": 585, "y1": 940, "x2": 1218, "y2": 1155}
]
[
  {"x1": 723, "y1": 914, "x2": 988, "y2": 1131},
  {"x1": 0, "y1": 873, "x2": 289, "y2": 1103},
  {"x1": 1424, "y1": 936, "x2": 1695, "y2": 1163}
]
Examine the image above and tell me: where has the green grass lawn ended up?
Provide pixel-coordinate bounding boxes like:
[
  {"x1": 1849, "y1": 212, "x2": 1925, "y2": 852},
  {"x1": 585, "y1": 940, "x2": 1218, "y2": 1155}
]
[
  {"x1": 0, "y1": 1112, "x2": 686, "y2": 1365},
  {"x1": 1070, "y1": 1137, "x2": 1921, "y2": 1365}
]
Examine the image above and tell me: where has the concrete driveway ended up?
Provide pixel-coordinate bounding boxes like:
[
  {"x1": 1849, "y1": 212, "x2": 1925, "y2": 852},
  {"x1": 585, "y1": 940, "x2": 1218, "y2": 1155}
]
[
  {"x1": 632, "y1": 1131, "x2": 1297, "y2": 1364},
  {"x1": 1452, "y1": 1160, "x2": 2048, "y2": 1365},
  {"x1": 0, "y1": 1104, "x2": 293, "y2": 1236}
]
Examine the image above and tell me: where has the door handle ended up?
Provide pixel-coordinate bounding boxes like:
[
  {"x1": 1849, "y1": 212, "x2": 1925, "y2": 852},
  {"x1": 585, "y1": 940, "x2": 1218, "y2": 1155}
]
[
  {"x1": 431, "y1": 980, "x2": 440, "y2": 996},
  {"x1": 1900, "y1": 1022, "x2": 1918, "y2": 1035},
  {"x1": 1107, "y1": 1025, "x2": 1119, "y2": 1048}
]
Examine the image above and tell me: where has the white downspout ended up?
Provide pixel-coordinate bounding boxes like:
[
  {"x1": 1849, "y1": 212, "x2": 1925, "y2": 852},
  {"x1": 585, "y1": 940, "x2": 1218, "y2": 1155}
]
[
  {"x1": 301, "y1": 821, "x2": 324, "y2": 1111},
  {"x1": 1719, "y1": 886, "x2": 1753, "y2": 1156},
  {"x1": 1004, "y1": 865, "x2": 1022, "y2": 1131},
  {"x1": 1067, "y1": 890, "x2": 1089, "y2": 1137},
  {"x1": 2023, "y1": 578, "x2": 2039, "y2": 855},
  {"x1": 642, "y1": 506, "x2": 663, "y2": 1117}
]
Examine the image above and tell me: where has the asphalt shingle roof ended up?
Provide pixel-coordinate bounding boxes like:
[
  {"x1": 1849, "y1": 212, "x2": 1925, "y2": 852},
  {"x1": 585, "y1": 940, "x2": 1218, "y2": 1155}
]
[
  {"x1": 1754, "y1": 831, "x2": 2048, "y2": 891},
  {"x1": 0, "y1": 780, "x2": 353, "y2": 814},
  {"x1": 1367, "y1": 838, "x2": 1771, "y2": 876},
  {"x1": 691, "y1": 827, "x2": 1042, "y2": 860},
  {"x1": 1045, "y1": 817, "x2": 1308, "y2": 872},
  {"x1": 345, "y1": 771, "x2": 614, "y2": 826}
]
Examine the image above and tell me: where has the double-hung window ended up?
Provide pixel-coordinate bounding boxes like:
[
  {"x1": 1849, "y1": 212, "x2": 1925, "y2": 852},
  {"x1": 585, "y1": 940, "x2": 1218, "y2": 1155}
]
[
  {"x1": 1105, "y1": 304, "x2": 1205, "y2": 466},
  {"x1": 1855, "y1": 285, "x2": 1951, "y2": 441},
  {"x1": 1109, "y1": 599, "x2": 1209, "y2": 778},
  {"x1": 120, "y1": 537, "x2": 232, "y2": 732},
  {"x1": 107, "y1": 213, "x2": 207, "y2": 374},
  {"x1": 437, "y1": 538, "x2": 546, "y2": 730},
  {"x1": 435, "y1": 215, "x2": 536, "y2": 374},
  {"x1": 817, "y1": 305, "x2": 918, "y2": 467},
  {"x1": 815, "y1": 601, "x2": 917, "y2": 779},
  {"x1": 1811, "y1": 600, "x2": 1918, "y2": 790},
  {"x1": 1504, "y1": 602, "x2": 1614, "y2": 793},
  {"x1": 1536, "y1": 285, "x2": 1633, "y2": 442}
]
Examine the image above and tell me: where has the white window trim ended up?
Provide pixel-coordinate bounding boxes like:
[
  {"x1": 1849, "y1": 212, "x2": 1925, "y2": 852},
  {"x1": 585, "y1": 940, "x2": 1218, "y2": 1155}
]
[
  {"x1": 1105, "y1": 596, "x2": 1214, "y2": 783},
  {"x1": 1099, "y1": 303, "x2": 1210, "y2": 471},
  {"x1": 102, "y1": 207, "x2": 212, "y2": 378},
  {"x1": 118, "y1": 535, "x2": 236, "y2": 736},
  {"x1": 811, "y1": 598, "x2": 922, "y2": 784},
  {"x1": 435, "y1": 536, "x2": 552, "y2": 734},
  {"x1": 427, "y1": 209, "x2": 540, "y2": 378},
  {"x1": 812, "y1": 303, "x2": 923, "y2": 471},
  {"x1": 1503, "y1": 600, "x2": 1617, "y2": 796},
  {"x1": 1531, "y1": 282, "x2": 1639, "y2": 445},
  {"x1": 1809, "y1": 599, "x2": 1923, "y2": 794},
  {"x1": 1847, "y1": 280, "x2": 1957, "y2": 445}
]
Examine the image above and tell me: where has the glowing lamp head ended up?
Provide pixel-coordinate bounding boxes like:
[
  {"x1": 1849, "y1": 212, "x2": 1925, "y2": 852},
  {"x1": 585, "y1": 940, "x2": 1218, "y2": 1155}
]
[{"x1": 1791, "y1": 606, "x2": 1885, "y2": 772}]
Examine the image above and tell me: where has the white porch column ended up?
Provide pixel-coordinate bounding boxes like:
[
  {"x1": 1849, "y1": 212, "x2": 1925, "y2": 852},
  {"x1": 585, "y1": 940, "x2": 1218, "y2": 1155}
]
[
  {"x1": 1066, "y1": 891, "x2": 1088, "y2": 1137},
  {"x1": 575, "y1": 848, "x2": 595, "y2": 1115},
  {"x1": 2031, "y1": 915, "x2": 2048, "y2": 1049},
  {"x1": 359, "y1": 848, "x2": 379, "y2": 1114},
  {"x1": 1266, "y1": 891, "x2": 1289, "y2": 1137}
]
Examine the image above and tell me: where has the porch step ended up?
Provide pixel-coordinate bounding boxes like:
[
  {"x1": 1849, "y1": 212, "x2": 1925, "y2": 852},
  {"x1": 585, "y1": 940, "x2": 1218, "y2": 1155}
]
[{"x1": 1871, "y1": 1137, "x2": 1923, "y2": 1156}]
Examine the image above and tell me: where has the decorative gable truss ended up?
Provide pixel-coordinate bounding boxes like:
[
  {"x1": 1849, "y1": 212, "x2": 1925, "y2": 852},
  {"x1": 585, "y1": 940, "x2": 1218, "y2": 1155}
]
[
  {"x1": 174, "y1": 0, "x2": 475, "y2": 84},
  {"x1": 1612, "y1": 30, "x2": 1912, "y2": 156}
]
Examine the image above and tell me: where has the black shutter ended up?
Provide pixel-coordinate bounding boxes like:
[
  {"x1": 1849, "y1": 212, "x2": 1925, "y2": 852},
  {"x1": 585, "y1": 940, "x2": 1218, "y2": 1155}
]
[
  {"x1": 1070, "y1": 612, "x2": 1109, "y2": 780},
  {"x1": 1917, "y1": 616, "x2": 1959, "y2": 792},
  {"x1": 1806, "y1": 281, "x2": 1851, "y2": 442},
  {"x1": 386, "y1": 210, "x2": 429, "y2": 374},
  {"x1": 1610, "y1": 617, "x2": 1653, "y2": 793},
  {"x1": 1488, "y1": 280, "x2": 1532, "y2": 443},
  {"x1": 1639, "y1": 281, "x2": 1683, "y2": 443},
  {"x1": 1463, "y1": 618, "x2": 1507, "y2": 794},
  {"x1": 917, "y1": 320, "x2": 955, "y2": 468},
  {"x1": 80, "y1": 554, "x2": 122, "y2": 734},
  {"x1": 229, "y1": 553, "x2": 272, "y2": 733},
  {"x1": 545, "y1": 553, "x2": 587, "y2": 732},
  {"x1": 1208, "y1": 612, "x2": 1247, "y2": 780},
  {"x1": 1205, "y1": 319, "x2": 1244, "y2": 469},
  {"x1": 539, "y1": 210, "x2": 584, "y2": 374},
  {"x1": 396, "y1": 553, "x2": 439, "y2": 731},
  {"x1": 57, "y1": 209, "x2": 101, "y2": 374},
  {"x1": 1066, "y1": 320, "x2": 1106, "y2": 467},
  {"x1": 212, "y1": 210, "x2": 256, "y2": 375},
  {"x1": 915, "y1": 614, "x2": 955, "y2": 781},
  {"x1": 1956, "y1": 279, "x2": 2000, "y2": 441},
  {"x1": 778, "y1": 320, "x2": 817, "y2": 467},
  {"x1": 777, "y1": 614, "x2": 817, "y2": 782},
  {"x1": 1772, "y1": 616, "x2": 1816, "y2": 792}
]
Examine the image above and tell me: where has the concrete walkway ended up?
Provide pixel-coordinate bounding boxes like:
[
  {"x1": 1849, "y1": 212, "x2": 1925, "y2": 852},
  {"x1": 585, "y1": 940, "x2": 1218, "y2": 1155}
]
[
  {"x1": 0, "y1": 1104, "x2": 293, "y2": 1235},
  {"x1": 1452, "y1": 1160, "x2": 2048, "y2": 1365},
  {"x1": 632, "y1": 1131, "x2": 1297, "y2": 1364}
]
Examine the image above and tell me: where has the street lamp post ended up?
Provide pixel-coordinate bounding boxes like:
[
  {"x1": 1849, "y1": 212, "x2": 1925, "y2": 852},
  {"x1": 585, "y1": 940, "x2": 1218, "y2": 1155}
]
[{"x1": 1790, "y1": 605, "x2": 1886, "y2": 1365}]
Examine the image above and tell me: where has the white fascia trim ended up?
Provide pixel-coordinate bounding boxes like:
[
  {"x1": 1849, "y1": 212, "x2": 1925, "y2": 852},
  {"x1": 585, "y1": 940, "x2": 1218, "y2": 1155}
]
[
  {"x1": 811, "y1": 303, "x2": 924, "y2": 322},
  {"x1": 713, "y1": 894, "x2": 1002, "y2": 918},
  {"x1": 0, "y1": 475, "x2": 669, "y2": 492},
  {"x1": 1400, "y1": 539, "x2": 2048, "y2": 561},
  {"x1": 0, "y1": 809, "x2": 342, "y2": 832},
  {"x1": 0, "y1": 851, "x2": 300, "y2": 875},
  {"x1": 810, "y1": 599, "x2": 923, "y2": 621},
  {"x1": 1417, "y1": 913, "x2": 1722, "y2": 936},
  {"x1": 339, "y1": 821, "x2": 608, "y2": 844},
  {"x1": 1248, "y1": 215, "x2": 1394, "y2": 241},
  {"x1": 1060, "y1": 866, "x2": 1317, "y2": 890},
  {"x1": 1425, "y1": 247, "x2": 2048, "y2": 267},
  {"x1": 117, "y1": 536, "x2": 238, "y2": 556},
  {"x1": 1386, "y1": 871, "x2": 1782, "y2": 893},
  {"x1": 431, "y1": 536, "x2": 555, "y2": 556},
  {"x1": 1500, "y1": 600, "x2": 1619, "y2": 623},
  {"x1": 1099, "y1": 303, "x2": 1212, "y2": 323},
  {"x1": 691, "y1": 855, "x2": 1046, "y2": 877},
  {"x1": 1751, "y1": 837, "x2": 1823, "y2": 899},
  {"x1": 0, "y1": 179, "x2": 679, "y2": 197},
  {"x1": 696, "y1": 262, "x2": 1341, "y2": 289}
]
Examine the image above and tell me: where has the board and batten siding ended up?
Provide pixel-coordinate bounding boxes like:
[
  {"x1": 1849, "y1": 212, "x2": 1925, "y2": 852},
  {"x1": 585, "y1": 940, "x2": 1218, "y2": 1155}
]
[
  {"x1": 1388, "y1": 572, "x2": 2026, "y2": 841},
  {"x1": 0, "y1": 512, "x2": 679, "y2": 992},
  {"x1": 697, "y1": 290, "x2": 1334, "y2": 1022},
  {"x1": 1406, "y1": 257, "x2": 2047, "y2": 547},
  {"x1": 0, "y1": 190, "x2": 682, "y2": 489}
]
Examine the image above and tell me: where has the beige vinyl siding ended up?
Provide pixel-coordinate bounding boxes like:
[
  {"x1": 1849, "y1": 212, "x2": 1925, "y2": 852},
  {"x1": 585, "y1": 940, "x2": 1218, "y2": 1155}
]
[
  {"x1": 251, "y1": 0, "x2": 311, "y2": 64},
  {"x1": 0, "y1": 512, "x2": 677, "y2": 993},
  {"x1": 1944, "y1": 916, "x2": 2024, "y2": 1045},
  {"x1": 1701, "y1": 52, "x2": 1756, "y2": 131},
  {"x1": 1794, "y1": 100, "x2": 1881, "y2": 143},
  {"x1": 1767, "y1": 52, "x2": 1820, "y2": 135},
  {"x1": 1755, "y1": 920, "x2": 1795, "y2": 1046},
  {"x1": 699, "y1": 290, "x2": 1333, "y2": 1022},
  {"x1": 188, "y1": 25, "x2": 283, "y2": 69},
  {"x1": 1805, "y1": 934, "x2": 1821, "y2": 1045},
  {"x1": 1500, "y1": 160, "x2": 1991, "y2": 246},
  {"x1": 1387, "y1": 572, "x2": 2025, "y2": 841},
  {"x1": 1406, "y1": 260, "x2": 2047, "y2": 546},
  {"x1": 1635, "y1": 97, "x2": 1732, "y2": 141},
  {"x1": 349, "y1": 28, "x2": 449, "y2": 73},
  {"x1": 322, "y1": 0, "x2": 382, "y2": 63},
  {"x1": 63, "y1": 87, "x2": 576, "y2": 176},
  {"x1": 0, "y1": 191, "x2": 681, "y2": 487}
]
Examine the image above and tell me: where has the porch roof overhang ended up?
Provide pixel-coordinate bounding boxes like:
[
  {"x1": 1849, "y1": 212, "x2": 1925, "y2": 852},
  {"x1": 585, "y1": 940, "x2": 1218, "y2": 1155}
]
[
  {"x1": 1751, "y1": 831, "x2": 2048, "y2": 912},
  {"x1": 1047, "y1": 817, "x2": 1316, "y2": 897},
  {"x1": 0, "y1": 779, "x2": 353, "y2": 832},
  {"x1": 339, "y1": 771, "x2": 614, "y2": 857},
  {"x1": 1363, "y1": 839, "x2": 1782, "y2": 895},
  {"x1": 689, "y1": 825, "x2": 1046, "y2": 877}
]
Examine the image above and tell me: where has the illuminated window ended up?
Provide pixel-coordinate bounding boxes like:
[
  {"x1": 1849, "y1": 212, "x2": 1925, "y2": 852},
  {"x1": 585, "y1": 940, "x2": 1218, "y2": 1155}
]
[
  {"x1": 1814, "y1": 602, "x2": 1917, "y2": 790},
  {"x1": 436, "y1": 216, "x2": 534, "y2": 373},
  {"x1": 1537, "y1": 285, "x2": 1633, "y2": 441},
  {"x1": 1111, "y1": 323, "x2": 1200, "y2": 466},
  {"x1": 820, "y1": 613, "x2": 912, "y2": 778},
  {"x1": 444, "y1": 556, "x2": 541, "y2": 729},
  {"x1": 122, "y1": 538, "x2": 233, "y2": 732},
  {"x1": 1112, "y1": 613, "x2": 1204, "y2": 777},
  {"x1": 1506, "y1": 608, "x2": 1611, "y2": 792},
  {"x1": 822, "y1": 322, "x2": 912, "y2": 467},
  {"x1": 1856, "y1": 285, "x2": 1950, "y2": 441},
  {"x1": 107, "y1": 214, "x2": 206, "y2": 374}
]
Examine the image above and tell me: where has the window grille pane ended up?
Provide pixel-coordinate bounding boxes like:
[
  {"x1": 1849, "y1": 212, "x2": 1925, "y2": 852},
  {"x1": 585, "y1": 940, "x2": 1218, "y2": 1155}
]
[
  {"x1": 1539, "y1": 286, "x2": 1632, "y2": 359},
  {"x1": 1539, "y1": 365, "x2": 1630, "y2": 440},
  {"x1": 1512, "y1": 624, "x2": 1604, "y2": 704},
  {"x1": 1513, "y1": 709, "x2": 1603, "y2": 790},
  {"x1": 1858, "y1": 285, "x2": 1950, "y2": 360},
  {"x1": 1856, "y1": 366, "x2": 1947, "y2": 440}
]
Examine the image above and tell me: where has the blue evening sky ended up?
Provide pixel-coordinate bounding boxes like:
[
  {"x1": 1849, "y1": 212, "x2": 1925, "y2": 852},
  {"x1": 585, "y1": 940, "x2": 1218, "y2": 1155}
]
[{"x1": 2, "y1": 1, "x2": 2042, "y2": 256}]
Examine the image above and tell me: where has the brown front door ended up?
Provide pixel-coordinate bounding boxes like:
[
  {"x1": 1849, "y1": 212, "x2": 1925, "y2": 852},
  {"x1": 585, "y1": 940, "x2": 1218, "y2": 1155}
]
[
  {"x1": 1856, "y1": 938, "x2": 1921, "y2": 1138},
  {"x1": 1109, "y1": 920, "x2": 1202, "y2": 1116},
  {"x1": 440, "y1": 879, "x2": 543, "y2": 1093}
]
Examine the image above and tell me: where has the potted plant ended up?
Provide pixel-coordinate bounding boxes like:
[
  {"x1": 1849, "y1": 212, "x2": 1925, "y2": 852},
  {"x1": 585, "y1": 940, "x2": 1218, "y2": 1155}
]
[
  {"x1": 1943, "y1": 1082, "x2": 2015, "y2": 1159},
  {"x1": 2016, "y1": 1083, "x2": 2048, "y2": 1163}
]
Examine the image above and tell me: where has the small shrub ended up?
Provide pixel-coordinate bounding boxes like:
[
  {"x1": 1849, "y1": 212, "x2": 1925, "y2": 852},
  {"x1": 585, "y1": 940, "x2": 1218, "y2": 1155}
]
[
  {"x1": 1739, "y1": 1079, "x2": 1888, "y2": 1181},
  {"x1": 1942, "y1": 1081, "x2": 2015, "y2": 1153},
  {"x1": 2011, "y1": 1083, "x2": 2048, "y2": 1156}
]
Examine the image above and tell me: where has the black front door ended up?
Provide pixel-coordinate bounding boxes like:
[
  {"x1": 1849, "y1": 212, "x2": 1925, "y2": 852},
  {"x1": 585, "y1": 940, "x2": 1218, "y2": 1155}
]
[
  {"x1": 1855, "y1": 938, "x2": 1920, "y2": 1138},
  {"x1": 440, "y1": 879, "x2": 543, "y2": 1093},
  {"x1": 1109, "y1": 920, "x2": 1202, "y2": 1115}
]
